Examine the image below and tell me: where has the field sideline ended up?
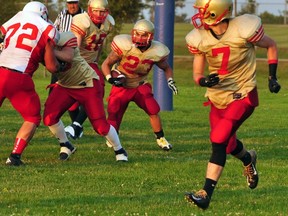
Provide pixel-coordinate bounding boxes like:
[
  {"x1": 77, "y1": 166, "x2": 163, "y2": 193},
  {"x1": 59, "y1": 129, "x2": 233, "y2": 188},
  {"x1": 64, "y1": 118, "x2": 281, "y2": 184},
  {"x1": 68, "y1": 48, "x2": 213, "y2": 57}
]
[{"x1": 0, "y1": 24, "x2": 288, "y2": 215}]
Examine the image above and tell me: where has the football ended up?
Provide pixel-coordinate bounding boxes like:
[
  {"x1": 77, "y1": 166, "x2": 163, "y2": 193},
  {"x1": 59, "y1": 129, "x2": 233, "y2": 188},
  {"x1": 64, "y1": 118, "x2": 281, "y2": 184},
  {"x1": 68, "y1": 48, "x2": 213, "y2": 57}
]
[{"x1": 111, "y1": 69, "x2": 126, "y2": 84}]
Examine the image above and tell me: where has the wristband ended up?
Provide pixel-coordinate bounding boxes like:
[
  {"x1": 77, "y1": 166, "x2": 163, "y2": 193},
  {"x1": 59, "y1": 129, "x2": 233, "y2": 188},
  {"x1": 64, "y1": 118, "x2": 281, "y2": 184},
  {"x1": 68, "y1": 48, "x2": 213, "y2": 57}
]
[
  {"x1": 105, "y1": 74, "x2": 111, "y2": 81},
  {"x1": 268, "y1": 63, "x2": 277, "y2": 79}
]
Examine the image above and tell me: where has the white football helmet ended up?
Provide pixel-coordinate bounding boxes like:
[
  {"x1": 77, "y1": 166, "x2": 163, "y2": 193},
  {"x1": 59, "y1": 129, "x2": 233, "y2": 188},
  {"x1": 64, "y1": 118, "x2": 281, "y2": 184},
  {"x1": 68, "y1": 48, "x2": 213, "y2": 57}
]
[
  {"x1": 131, "y1": 19, "x2": 154, "y2": 48},
  {"x1": 192, "y1": 0, "x2": 233, "y2": 29},
  {"x1": 88, "y1": 0, "x2": 109, "y2": 25},
  {"x1": 23, "y1": 1, "x2": 49, "y2": 22}
]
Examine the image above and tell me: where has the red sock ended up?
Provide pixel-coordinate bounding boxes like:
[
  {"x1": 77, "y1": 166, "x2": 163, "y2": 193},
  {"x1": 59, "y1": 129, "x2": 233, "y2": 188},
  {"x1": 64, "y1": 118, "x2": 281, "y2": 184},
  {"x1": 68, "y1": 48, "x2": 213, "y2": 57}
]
[{"x1": 12, "y1": 138, "x2": 27, "y2": 154}]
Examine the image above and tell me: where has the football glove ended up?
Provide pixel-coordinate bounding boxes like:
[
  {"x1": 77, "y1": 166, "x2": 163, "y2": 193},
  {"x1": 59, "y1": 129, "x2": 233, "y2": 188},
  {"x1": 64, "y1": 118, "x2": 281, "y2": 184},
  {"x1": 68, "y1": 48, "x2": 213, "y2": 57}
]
[
  {"x1": 167, "y1": 78, "x2": 178, "y2": 95},
  {"x1": 199, "y1": 73, "x2": 219, "y2": 87},
  {"x1": 108, "y1": 77, "x2": 124, "y2": 87},
  {"x1": 268, "y1": 77, "x2": 281, "y2": 93}
]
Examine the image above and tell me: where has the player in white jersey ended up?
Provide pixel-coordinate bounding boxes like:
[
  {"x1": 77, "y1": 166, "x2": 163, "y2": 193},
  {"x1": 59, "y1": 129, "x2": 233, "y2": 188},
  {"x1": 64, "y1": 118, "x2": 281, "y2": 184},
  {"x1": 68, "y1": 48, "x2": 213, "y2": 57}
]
[
  {"x1": 184, "y1": 0, "x2": 281, "y2": 210},
  {"x1": 0, "y1": 1, "x2": 61, "y2": 166},
  {"x1": 43, "y1": 31, "x2": 128, "y2": 162},
  {"x1": 101, "y1": 19, "x2": 178, "y2": 151},
  {"x1": 64, "y1": 0, "x2": 114, "y2": 140}
]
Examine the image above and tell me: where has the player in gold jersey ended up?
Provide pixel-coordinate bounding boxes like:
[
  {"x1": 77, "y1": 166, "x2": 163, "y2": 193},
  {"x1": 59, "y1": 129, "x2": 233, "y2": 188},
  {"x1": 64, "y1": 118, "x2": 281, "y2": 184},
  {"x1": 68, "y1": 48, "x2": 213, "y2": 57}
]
[
  {"x1": 43, "y1": 31, "x2": 128, "y2": 162},
  {"x1": 184, "y1": 0, "x2": 281, "y2": 210},
  {"x1": 64, "y1": 0, "x2": 114, "y2": 140},
  {"x1": 101, "y1": 19, "x2": 178, "y2": 151}
]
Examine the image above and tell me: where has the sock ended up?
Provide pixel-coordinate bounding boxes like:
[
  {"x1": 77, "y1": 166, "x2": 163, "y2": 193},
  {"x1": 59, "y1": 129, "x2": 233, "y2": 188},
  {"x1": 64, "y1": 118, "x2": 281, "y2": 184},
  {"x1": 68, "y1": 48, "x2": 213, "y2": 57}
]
[
  {"x1": 12, "y1": 138, "x2": 27, "y2": 155},
  {"x1": 74, "y1": 105, "x2": 87, "y2": 125},
  {"x1": 48, "y1": 120, "x2": 69, "y2": 143},
  {"x1": 203, "y1": 178, "x2": 217, "y2": 198},
  {"x1": 239, "y1": 152, "x2": 252, "y2": 166},
  {"x1": 105, "y1": 125, "x2": 122, "y2": 151},
  {"x1": 154, "y1": 130, "x2": 164, "y2": 139}
]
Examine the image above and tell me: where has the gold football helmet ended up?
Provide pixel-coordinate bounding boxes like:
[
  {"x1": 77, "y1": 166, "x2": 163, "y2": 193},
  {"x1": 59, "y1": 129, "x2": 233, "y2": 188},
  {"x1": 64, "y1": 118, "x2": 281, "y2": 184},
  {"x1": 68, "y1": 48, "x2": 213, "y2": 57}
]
[
  {"x1": 131, "y1": 19, "x2": 154, "y2": 48},
  {"x1": 192, "y1": 0, "x2": 233, "y2": 29},
  {"x1": 88, "y1": 0, "x2": 109, "y2": 25}
]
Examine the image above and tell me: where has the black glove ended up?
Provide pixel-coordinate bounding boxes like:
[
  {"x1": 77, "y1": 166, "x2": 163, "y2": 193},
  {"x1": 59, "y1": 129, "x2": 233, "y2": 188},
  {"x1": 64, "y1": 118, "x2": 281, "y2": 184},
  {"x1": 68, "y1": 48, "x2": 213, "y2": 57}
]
[
  {"x1": 199, "y1": 73, "x2": 219, "y2": 87},
  {"x1": 108, "y1": 77, "x2": 124, "y2": 87},
  {"x1": 268, "y1": 77, "x2": 281, "y2": 93}
]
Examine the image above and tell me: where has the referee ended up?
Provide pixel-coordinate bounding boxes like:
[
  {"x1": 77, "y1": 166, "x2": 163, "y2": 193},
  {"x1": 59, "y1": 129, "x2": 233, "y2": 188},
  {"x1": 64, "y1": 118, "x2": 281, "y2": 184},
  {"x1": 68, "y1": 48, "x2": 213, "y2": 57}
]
[{"x1": 54, "y1": 0, "x2": 85, "y2": 33}]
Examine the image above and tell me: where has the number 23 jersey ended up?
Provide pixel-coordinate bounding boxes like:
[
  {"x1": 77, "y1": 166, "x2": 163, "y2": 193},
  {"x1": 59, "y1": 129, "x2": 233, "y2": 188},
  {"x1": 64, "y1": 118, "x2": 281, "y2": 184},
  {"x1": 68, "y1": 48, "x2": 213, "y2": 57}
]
[
  {"x1": 111, "y1": 34, "x2": 169, "y2": 88},
  {"x1": 186, "y1": 14, "x2": 264, "y2": 109}
]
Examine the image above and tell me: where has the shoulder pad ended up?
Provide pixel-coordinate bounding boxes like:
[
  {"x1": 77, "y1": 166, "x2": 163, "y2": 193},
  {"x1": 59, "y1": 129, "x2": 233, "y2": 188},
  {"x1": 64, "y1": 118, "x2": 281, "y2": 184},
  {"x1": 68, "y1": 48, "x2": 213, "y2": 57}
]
[
  {"x1": 106, "y1": 14, "x2": 115, "y2": 26},
  {"x1": 72, "y1": 13, "x2": 91, "y2": 32},
  {"x1": 57, "y1": 31, "x2": 78, "y2": 48},
  {"x1": 185, "y1": 29, "x2": 202, "y2": 54},
  {"x1": 151, "y1": 41, "x2": 170, "y2": 59},
  {"x1": 234, "y1": 14, "x2": 262, "y2": 40},
  {"x1": 111, "y1": 34, "x2": 132, "y2": 53}
]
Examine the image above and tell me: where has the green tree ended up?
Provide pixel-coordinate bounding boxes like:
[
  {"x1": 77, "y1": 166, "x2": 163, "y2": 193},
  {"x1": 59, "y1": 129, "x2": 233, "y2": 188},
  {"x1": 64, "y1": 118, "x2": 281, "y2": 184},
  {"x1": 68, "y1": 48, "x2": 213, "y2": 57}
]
[
  {"x1": 238, "y1": 0, "x2": 257, "y2": 15},
  {"x1": 143, "y1": 0, "x2": 186, "y2": 22}
]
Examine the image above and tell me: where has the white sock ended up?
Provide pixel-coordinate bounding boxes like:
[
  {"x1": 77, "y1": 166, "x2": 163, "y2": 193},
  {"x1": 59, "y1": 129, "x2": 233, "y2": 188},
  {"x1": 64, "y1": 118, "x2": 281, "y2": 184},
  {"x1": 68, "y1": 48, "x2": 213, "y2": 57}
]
[
  {"x1": 105, "y1": 125, "x2": 122, "y2": 151},
  {"x1": 48, "y1": 120, "x2": 69, "y2": 143}
]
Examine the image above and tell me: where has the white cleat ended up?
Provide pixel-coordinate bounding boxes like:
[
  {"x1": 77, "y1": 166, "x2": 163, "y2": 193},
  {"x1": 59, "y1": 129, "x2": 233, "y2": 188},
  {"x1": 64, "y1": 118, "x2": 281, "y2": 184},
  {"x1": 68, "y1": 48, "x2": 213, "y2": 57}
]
[{"x1": 157, "y1": 137, "x2": 172, "y2": 151}]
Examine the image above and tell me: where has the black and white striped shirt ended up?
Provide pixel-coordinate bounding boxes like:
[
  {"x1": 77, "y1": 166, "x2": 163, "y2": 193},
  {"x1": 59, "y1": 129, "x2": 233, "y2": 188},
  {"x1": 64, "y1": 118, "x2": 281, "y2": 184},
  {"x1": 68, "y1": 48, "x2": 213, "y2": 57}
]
[{"x1": 54, "y1": 8, "x2": 85, "y2": 32}]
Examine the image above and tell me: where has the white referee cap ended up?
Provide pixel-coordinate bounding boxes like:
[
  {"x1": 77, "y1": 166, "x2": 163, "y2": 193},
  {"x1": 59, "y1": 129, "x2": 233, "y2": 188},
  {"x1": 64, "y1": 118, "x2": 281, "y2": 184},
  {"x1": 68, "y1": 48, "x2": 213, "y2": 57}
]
[{"x1": 67, "y1": 0, "x2": 79, "y2": 2}]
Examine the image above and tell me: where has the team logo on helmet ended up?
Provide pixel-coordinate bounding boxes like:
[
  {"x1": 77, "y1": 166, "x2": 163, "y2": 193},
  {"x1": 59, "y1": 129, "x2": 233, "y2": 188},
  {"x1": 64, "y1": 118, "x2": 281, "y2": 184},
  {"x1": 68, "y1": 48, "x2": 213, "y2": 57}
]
[
  {"x1": 88, "y1": 0, "x2": 109, "y2": 25},
  {"x1": 23, "y1": 1, "x2": 49, "y2": 22},
  {"x1": 192, "y1": 0, "x2": 233, "y2": 29},
  {"x1": 131, "y1": 19, "x2": 154, "y2": 48}
]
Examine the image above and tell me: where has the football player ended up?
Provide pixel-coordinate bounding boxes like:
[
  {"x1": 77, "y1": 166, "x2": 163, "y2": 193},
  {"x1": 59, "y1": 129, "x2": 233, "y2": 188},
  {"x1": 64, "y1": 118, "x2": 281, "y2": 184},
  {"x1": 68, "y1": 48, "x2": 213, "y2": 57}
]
[
  {"x1": 101, "y1": 19, "x2": 178, "y2": 151},
  {"x1": 184, "y1": 0, "x2": 280, "y2": 210},
  {"x1": 43, "y1": 31, "x2": 128, "y2": 162},
  {"x1": 64, "y1": 0, "x2": 114, "y2": 140},
  {"x1": 0, "y1": 1, "x2": 61, "y2": 166}
]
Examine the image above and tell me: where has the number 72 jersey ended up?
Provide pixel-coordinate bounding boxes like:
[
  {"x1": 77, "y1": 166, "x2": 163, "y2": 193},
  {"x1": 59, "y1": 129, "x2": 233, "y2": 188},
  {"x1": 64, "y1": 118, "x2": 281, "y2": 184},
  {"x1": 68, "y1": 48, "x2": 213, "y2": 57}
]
[
  {"x1": 0, "y1": 11, "x2": 58, "y2": 75},
  {"x1": 185, "y1": 14, "x2": 264, "y2": 108}
]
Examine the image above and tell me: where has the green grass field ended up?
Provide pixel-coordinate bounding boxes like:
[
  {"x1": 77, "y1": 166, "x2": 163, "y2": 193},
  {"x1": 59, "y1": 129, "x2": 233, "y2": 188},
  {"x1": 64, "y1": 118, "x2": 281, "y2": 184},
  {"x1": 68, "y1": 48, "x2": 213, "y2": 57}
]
[{"x1": 0, "y1": 24, "x2": 288, "y2": 215}]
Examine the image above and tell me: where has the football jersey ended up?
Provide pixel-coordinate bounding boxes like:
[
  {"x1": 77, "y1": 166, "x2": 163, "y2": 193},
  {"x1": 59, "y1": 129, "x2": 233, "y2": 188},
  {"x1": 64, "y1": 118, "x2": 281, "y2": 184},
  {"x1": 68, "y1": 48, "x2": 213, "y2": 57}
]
[
  {"x1": 70, "y1": 13, "x2": 114, "y2": 63},
  {"x1": 55, "y1": 31, "x2": 99, "y2": 88},
  {"x1": 0, "y1": 11, "x2": 58, "y2": 76},
  {"x1": 186, "y1": 14, "x2": 264, "y2": 109},
  {"x1": 111, "y1": 34, "x2": 170, "y2": 88}
]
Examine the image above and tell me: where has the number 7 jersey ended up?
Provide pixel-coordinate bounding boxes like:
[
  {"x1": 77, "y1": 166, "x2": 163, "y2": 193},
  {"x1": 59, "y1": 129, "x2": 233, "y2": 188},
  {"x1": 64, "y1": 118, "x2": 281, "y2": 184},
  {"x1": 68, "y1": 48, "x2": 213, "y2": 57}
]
[{"x1": 186, "y1": 14, "x2": 264, "y2": 109}]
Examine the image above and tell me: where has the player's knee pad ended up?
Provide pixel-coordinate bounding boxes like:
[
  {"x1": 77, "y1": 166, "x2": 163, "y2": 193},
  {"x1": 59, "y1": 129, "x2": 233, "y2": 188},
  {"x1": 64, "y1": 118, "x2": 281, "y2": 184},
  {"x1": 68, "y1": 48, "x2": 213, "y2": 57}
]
[
  {"x1": 209, "y1": 143, "x2": 227, "y2": 167},
  {"x1": 91, "y1": 118, "x2": 110, "y2": 136},
  {"x1": 210, "y1": 119, "x2": 233, "y2": 144},
  {"x1": 25, "y1": 116, "x2": 41, "y2": 127}
]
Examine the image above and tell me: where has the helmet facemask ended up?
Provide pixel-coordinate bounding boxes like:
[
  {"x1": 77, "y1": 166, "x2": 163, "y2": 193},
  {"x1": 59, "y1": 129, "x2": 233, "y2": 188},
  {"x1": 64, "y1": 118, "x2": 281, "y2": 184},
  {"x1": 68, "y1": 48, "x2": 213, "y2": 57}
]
[
  {"x1": 131, "y1": 19, "x2": 154, "y2": 49},
  {"x1": 88, "y1": 0, "x2": 109, "y2": 25},
  {"x1": 192, "y1": 0, "x2": 233, "y2": 29}
]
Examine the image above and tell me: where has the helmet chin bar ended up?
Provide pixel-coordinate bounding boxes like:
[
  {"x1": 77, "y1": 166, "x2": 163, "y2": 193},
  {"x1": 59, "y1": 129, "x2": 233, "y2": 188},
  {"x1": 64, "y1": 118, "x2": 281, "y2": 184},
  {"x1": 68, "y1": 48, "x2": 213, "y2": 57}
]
[
  {"x1": 88, "y1": 8, "x2": 109, "y2": 25},
  {"x1": 131, "y1": 29, "x2": 153, "y2": 47}
]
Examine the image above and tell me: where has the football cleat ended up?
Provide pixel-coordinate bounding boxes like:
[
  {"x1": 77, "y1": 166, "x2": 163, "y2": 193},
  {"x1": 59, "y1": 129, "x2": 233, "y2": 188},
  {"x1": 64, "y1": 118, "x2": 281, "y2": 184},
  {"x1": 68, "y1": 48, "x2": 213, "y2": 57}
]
[
  {"x1": 65, "y1": 122, "x2": 83, "y2": 140},
  {"x1": 185, "y1": 189, "x2": 210, "y2": 210},
  {"x1": 114, "y1": 148, "x2": 128, "y2": 162},
  {"x1": 105, "y1": 140, "x2": 113, "y2": 148},
  {"x1": 6, "y1": 156, "x2": 24, "y2": 166},
  {"x1": 59, "y1": 142, "x2": 77, "y2": 160},
  {"x1": 244, "y1": 150, "x2": 258, "y2": 189},
  {"x1": 156, "y1": 137, "x2": 172, "y2": 151}
]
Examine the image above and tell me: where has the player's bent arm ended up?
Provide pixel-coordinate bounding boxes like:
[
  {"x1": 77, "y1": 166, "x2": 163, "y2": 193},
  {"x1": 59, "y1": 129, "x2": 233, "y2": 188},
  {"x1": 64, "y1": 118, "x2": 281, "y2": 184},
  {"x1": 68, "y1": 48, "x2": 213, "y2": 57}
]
[
  {"x1": 193, "y1": 54, "x2": 206, "y2": 85},
  {"x1": 255, "y1": 35, "x2": 278, "y2": 61},
  {"x1": 54, "y1": 47, "x2": 74, "y2": 63},
  {"x1": 156, "y1": 58, "x2": 173, "y2": 80},
  {"x1": 101, "y1": 50, "x2": 121, "y2": 79},
  {"x1": 44, "y1": 40, "x2": 61, "y2": 73},
  {"x1": 73, "y1": 31, "x2": 83, "y2": 47}
]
